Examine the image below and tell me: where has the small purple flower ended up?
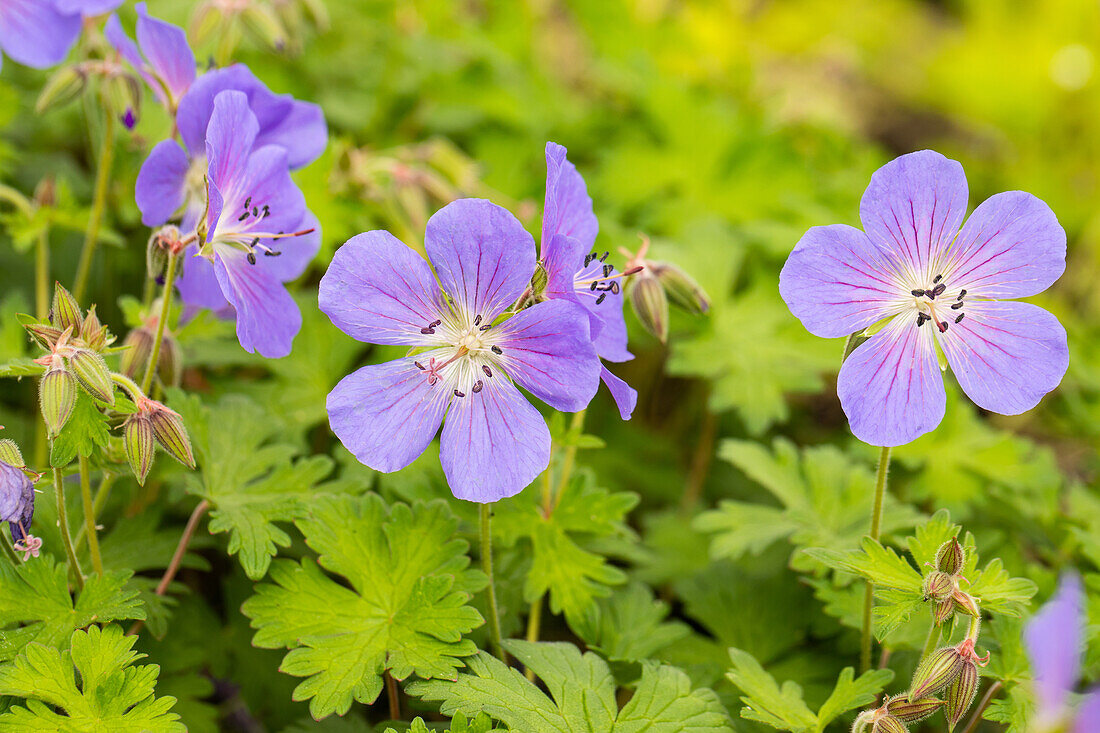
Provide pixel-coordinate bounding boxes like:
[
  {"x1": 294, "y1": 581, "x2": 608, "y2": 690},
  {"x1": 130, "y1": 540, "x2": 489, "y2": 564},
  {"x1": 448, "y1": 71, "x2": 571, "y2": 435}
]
[
  {"x1": 105, "y1": 2, "x2": 196, "y2": 110},
  {"x1": 0, "y1": 461, "x2": 34, "y2": 548},
  {"x1": 0, "y1": 0, "x2": 91, "y2": 70},
  {"x1": 1024, "y1": 573, "x2": 1100, "y2": 732},
  {"x1": 780, "y1": 150, "x2": 1069, "y2": 446},
  {"x1": 177, "y1": 90, "x2": 319, "y2": 358},
  {"x1": 320, "y1": 198, "x2": 602, "y2": 502},
  {"x1": 539, "y1": 142, "x2": 637, "y2": 419}
]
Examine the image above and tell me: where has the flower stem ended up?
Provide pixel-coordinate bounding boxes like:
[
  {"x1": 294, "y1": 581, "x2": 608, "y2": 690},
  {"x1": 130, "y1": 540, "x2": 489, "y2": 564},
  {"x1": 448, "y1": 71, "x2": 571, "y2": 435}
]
[
  {"x1": 35, "y1": 224, "x2": 50, "y2": 319},
  {"x1": 961, "y1": 680, "x2": 1001, "y2": 733},
  {"x1": 860, "y1": 445, "x2": 891, "y2": 672},
  {"x1": 73, "y1": 109, "x2": 116, "y2": 303},
  {"x1": 77, "y1": 455, "x2": 103, "y2": 575},
  {"x1": 919, "y1": 624, "x2": 941, "y2": 663},
  {"x1": 74, "y1": 470, "x2": 116, "y2": 552},
  {"x1": 128, "y1": 499, "x2": 209, "y2": 636},
  {"x1": 385, "y1": 671, "x2": 401, "y2": 720},
  {"x1": 479, "y1": 503, "x2": 505, "y2": 661},
  {"x1": 53, "y1": 466, "x2": 84, "y2": 591},
  {"x1": 524, "y1": 595, "x2": 543, "y2": 682},
  {"x1": 0, "y1": 534, "x2": 20, "y2": 565},
  {"x1": 141, "y1": 251, "x2": 178, "y2": 394},
  {"x1": 552, "y1": 410, "x2": 586, "y2": 512}
]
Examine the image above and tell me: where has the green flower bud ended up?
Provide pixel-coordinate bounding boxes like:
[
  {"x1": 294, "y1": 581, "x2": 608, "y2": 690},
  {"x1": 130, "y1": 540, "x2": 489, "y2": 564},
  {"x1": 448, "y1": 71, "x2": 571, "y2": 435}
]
[
  {"x1": 629, "y1": 273, "x2": 669, "y2": 343},
  {"x1": 871, "y1": 715, "x2": 908, "y2": 733},
  {"x1": 40, "y1": 367, "x2": 77, "y2": 436},
  {"x1": 936, "y1": 537, "x2": 965, "y2": 575},
  {"x1": 147, "y1": 229, "x2": 172, "y2": 279},
  {"x1": 241, "y1": 4, "x2": 288, "y2": 52},
  {"x1": 933, "y1": 597, "x2": 955, "y2": 626},
  {"x1": 909, "y1": 647, "x2": 965, "y2": 702},
  {"x1": 945, "y1": 661, "x2": 979, "y2": 731},
  {"x1": 51, "y1": 283, "x2": 83, "y2": 336},
  {"x1": 300, "y1": 0, "x2": 330, "y2": 30},
  {"x1": 36, "y1": 65, "x2": 87, "y2": 115},
  {"x1": 68, "y1": 349, "x2": 115, "y2": 406},
  {"x1": 923, "y1": 570, "x2": 956, "y2": 602},
  {"x1": 103, "y1": 72, "x2": 143, "y2": 126},
  {"x1": 531, "y1": 262, "x2": 549, "y2": 298},
  {"x1": 159, "y1": 334, "x2": 183, "y2": 388},
  {"x1": 123, "y1": 415, "x2": 155, "y2": 486},
  {"x1": 189, "y1": 2, "x2": 223, "y2": 46},
  {"x1": 0, "y1": 438, "x2": 24, "y2": 468},
  {"x1": 25, "y1": 323, "x2": 64, "y2": 351},
  {"x1": 149, "y1": 404, "x2": 195, "y2": 469},
  {"x1": 886, "y1": 694, "x2": 943, "y2": 723},
  {"x1": 952, "y1": 589, "x2": 980, "y2": 618},
  {"x1": 120, "y1": 327, "x2": 154, "y2": 380},
  {"x1": 81, "y1": 306, "x2": 108, "y2": 351},
  {"x1": 651, "y1": 261, "x2": 709, "y2": 315}
]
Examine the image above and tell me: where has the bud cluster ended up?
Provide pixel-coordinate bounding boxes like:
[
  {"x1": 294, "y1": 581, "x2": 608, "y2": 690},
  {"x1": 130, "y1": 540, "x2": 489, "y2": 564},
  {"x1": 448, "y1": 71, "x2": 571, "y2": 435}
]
[
  {"x1": 922, "y1": 538, "x2": 980, "y2": 626},
  {"x1": 37, "y1": 59, "x2": 144, "y2": 129},
  {"x1": 123, "y1": 396, "x2": 196, "y2": 486},
  {"x1": 190, "y1": 0, "x2": 329, "y2": 60},
  {"x1": 623, "y1": 235, "x2": 709, "y2": 343}
]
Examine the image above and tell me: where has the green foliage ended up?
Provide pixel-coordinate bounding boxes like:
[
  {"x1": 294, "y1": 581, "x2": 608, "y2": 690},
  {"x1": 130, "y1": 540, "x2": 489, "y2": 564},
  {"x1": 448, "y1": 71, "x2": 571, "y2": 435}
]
[
  {"x1": 572, "y1": 581, "x2": 690, "y2": 664},
  {"x1": 243, "y1": 494, "x2": 486, "y2": 719},
  {"x1": 49, "y1": 390, "x2": 111, "y2": 466},
  {"x1": 409, "y1": 640, "x2": 733, "y2": 732},
  {"x1": 0, "y1": 625, "x2": 183, "y2": 731},
  {"x1": 384, "y1": 712, "x2": 498, "y2": 733}
]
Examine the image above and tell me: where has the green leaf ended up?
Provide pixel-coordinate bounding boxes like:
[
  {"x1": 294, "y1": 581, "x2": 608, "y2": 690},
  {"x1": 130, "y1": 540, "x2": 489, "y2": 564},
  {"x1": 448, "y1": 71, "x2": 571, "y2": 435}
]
[
  {"x1": 0, "y1": 625, "x2": 183, "y2": 731},
  {"x1": 0, "y1": 555, "x2": 144, "y2": 662},
  {"x1": 802, "y1": 537, "x2": 923, "y2": 593},
  {"x1": 494, "y1": 468, "x2": 638, "y2": 622},
  {"x1": 409, "y1": 640, "x2": 732, "y2": 732},
  {"x1": 814, "y1": 666, "x2": 893, "y2": 732},
  {"x1": 0, "y1": 358, "x2": 43, "y2": 378},
  {"x1": 571, "y1": 581, "x2": 691, "y2": 663},
  {"x1": 242, "y1": 494, "x2": 486, "y2": 719},
  {"x1": 968, "y1": 557, "x2": 1037, "y2": 616},
  {"x1": 905, "y1": 509, "x2": 959, "y2": 571},
  {"x1": 50, "y1": 390, "x2": 111, "y2": 466},
  {"x1": 725, "y1": 647, "x2": 817, "y2": 731}
]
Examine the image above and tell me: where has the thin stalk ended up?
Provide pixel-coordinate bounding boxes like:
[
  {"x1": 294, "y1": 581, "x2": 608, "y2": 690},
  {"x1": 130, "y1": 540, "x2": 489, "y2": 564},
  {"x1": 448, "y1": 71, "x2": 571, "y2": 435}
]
[
  {"x1": 77, "y1": 456, "x2": 102, "y2": 575},
  {"x1": 128, "y1": 499, "x2": 209, "y2": 636},
  {"x1": 551, "y1": 410, "x2": 586, "y2": 513},
  {"x1": 385, "y1": 671, "x2": 400, "y2": 720},
  {"x1": 961, "y1": 680, "x2": 1001, "y2": 733},
  {"x1": 53, "y1": 466, "x2": 84, "y2": 590},
  {"x1": 0, "y1": 533, "x2": 20, "y2": 565},
  {"x1": 35, "y1": 225, "x2": 50, "y2": 318},
  {"x1": 541, "y1": 451, "x2": 554, "y2": 517},
  {"x1": 73, "y1": 110, "x2": 116, "y2": 303},
  {"x1": 524, "y1": 595, "x2": 543, "y2": 682},
  {"x1": 74, "y1": 470, "x2": 116, "y2": 552},
  {"x1": 860, "y1": 445, "x2": 892, "y2": 672},
  {"x1": 919, "y1": 624, "x2": 941, "y2": 663},
  {"x1": 479, "y1": 504, "x2": 505, "y2": 660},
  {"x1": 141, "y1": 252, "x2": 178, "y2": 394}
]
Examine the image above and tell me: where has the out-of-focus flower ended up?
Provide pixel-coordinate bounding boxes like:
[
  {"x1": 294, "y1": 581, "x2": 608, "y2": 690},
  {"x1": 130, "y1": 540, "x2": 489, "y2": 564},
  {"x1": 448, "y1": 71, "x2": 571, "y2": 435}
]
[
  {"x1": 780, "y1": 150, "x2": 1069, "y2": 446},
  {"x1": 0, "y1": 457, "x2": 36, "y2": 556},
  {"x1": 538, "y1": 142, "x2": 637, "y2": 419},
  {"x1": 0, "y1": 1, "x2": 89, "y2": 70},
  {"x1": 320, "y1": 198, "x2": 602, "y2": 502},
  {"x1": 105, "y1": 2, "x2": 196, "y2": 111}
]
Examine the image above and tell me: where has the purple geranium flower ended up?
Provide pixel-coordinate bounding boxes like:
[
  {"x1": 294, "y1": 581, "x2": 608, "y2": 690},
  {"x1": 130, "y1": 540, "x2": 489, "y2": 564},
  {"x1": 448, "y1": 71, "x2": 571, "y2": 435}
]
[
  {"x1": 779, "y1": 150, "x2": 1069, "y2": 446},
  {"x1": 105, "y1": 2, "x2": 195, "y2": 111},
  {"x1": 539, "y1": 142, "x2": 637, "y2": 419},
  {"x1": 0, "y1": 0, "x2": 93, "y2": 70},
  {"x1": 1024, "y1": 574, "x2": 1100, "y2": 732},
  {"x1": 319, "y1": 198, "x2": 602, "y2": 502},
  {"x1": 176, "y1": 90, "x2": 319, "y2": 358},
  {"x1": 0, "y1": 461, "x2": 34, "y2": 549}
]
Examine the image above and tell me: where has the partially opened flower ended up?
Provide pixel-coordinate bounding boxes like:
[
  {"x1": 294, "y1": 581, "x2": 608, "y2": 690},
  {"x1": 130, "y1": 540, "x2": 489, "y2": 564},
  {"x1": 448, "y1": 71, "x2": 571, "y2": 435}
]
[
  {"x1": 0, "y1": 460, "x2": 35, "y2": 554},
  {"x1": 539, "y1": 142, "x2": 637, "y2": 419},
  {"x1": 105, "y1": 2, "x2": 196, "y2": 111},
  {"x1": 175, "y1": 90, "x2": 319, "y2": 358},
  {"x1": 1024, "y1": 573, "x2": 1100, "y2": 732},
  {"x1": 320, "y1": 198, "x2": 602, "y2": 502},
  {"x1": 0, "y1": 0, "x2": 93, "y2": 70},
  {"x1": 780, "y1": 150, "x2": 1068, "y2": 446}
]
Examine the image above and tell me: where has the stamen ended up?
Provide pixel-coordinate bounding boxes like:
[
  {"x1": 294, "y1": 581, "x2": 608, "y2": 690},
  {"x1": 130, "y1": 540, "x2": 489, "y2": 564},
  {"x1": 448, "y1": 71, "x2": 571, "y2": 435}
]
[
  {"x1": 472, "y1": 380, "x2": 484, "y2": 393},
  {"x1": 599, "y1": 251, "x2": 609, "y2": 262},
  {"x1": 590, "y1": 282, "x2": 598, "y2": 292},
  {"x1": 252, "y1": 206, "x2": 259, "y2": 217},
  {"x1": 479, "y1": 324, "x2": 492, "y2": 331},
  {"x1": 933, "y1": 274, "x2": 943, "y2": 284},
  {"x1": 955, "y1": 313, "x2": 965, "y2": 324},
  {"x1": 610, "y1": 282, "x2": 620, "y2": 294},
  {"x1": 237, "y1": 211, "x2": 250, "y2": 222},
  {"x1": 420, "y1": 327, "x2": 436, "y2": 335},
  {"x1": 247, "y1": 252, "x2": 257, "y2": 265},
  {"x1": 916, "y1": 312, "x2": 931, "y2": 327},
  {"x1": 911, "y1": 289, "x2": 926, "y2": 297},
  {"x1": 595, "y1": 293, "x2": 607, "y2": 305},
  {"x1": 937, "y1": 320, "x2": 949, "y2": 333},
  {"x1": 414, "y1": 361, "x2": 425, "y2": 370},
  {"x1": 473, "y1": 314, "x2": 482, "y2": 326},
  {"x1": 244, "y1": 196, "x2": 252, "y2": 210},
  {"x1": 264, "y1": 250, "x2": 282, "y2": 257},
  {"x1": 262, "y1": 205, "x2": 270, "y2": 218},
  {"x1": 584, "y1": 253, "x2": 596, "y2": 267},
  {"x1": 602, "y1": 264, "x2": 613, "y2": 278},
  {"x1": 453, "y1": 389, "x2": 465, "y2": 398},
  {"x1": 950, "y1": 302, "x2": 963, "y2": 310},
  {"x1": 957, "y1": 290, "x2": 966, "y2": 300},
  {"x1": 482, "y1": 365, "x2": 493, "y2": 377},
  {"x1": 430, "y1": 320, "x2": 442, "y2": 327},
  {"x1": 932, "y1": 283, "x2": 946, "y2": 297},
  {"x1": 491, "y1": 345, "x2": 502, "y2": 354}
]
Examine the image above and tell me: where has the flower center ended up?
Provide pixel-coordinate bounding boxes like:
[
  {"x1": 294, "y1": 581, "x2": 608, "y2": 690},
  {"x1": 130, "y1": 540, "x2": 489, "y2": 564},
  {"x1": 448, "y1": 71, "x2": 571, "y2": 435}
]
[
  {"x1": 907, "y1": 273, "x2": 967, "y2": 333},
  {"x1": 413, "y1": 313, "x2": 502, "y2": 398}
]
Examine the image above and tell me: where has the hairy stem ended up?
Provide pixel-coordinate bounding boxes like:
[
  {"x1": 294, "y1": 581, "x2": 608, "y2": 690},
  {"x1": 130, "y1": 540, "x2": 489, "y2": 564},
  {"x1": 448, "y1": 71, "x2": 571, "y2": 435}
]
[
  {"x1": 35, "y1": 225, "x2": 50, "y2": 319},
  {"x1": 961, "y1": 680, "x2": 1002, "y2": 733},
  {"x1": 479, "y1": 504, "x2": 505, "y2": 660},
  {"x1": 141, "y1": 252, "x2": 178, "y2": 394},
  {"x1": 74, "y1": 470, "x2": 116, "y2": 552},
  {"x1": 860, "y1": 445, "x2": 891, "y2": 672},
  {"x1": 53, "y1": 466, "x2": 84, "y2": 590},
  {"x1": 73, "y1": 110, "x2": 116, "y2": 303},
  {"x1": 77, "y1": 455, "x2": 103, "y2": 575},
  {"x1": 551, "y1": 409, "x2": 586, "y2": 513},
  {"x1": 919, "y1": 624, "x2": 941, "y2": 664},
  {"x1": 524, "y1": 595, "x2": 543, "y2": 682},
  {"x1": 0, "y1": 533, "x2": 20, "y2": 565},
  {"x1": 128, "y1": 499, "x2": 209, "y2": 636}
]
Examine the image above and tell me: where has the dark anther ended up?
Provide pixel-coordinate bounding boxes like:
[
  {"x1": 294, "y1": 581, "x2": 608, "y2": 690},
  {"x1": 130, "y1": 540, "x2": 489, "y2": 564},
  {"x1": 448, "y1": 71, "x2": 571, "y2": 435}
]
[
  {"x1": 472, "y1": 380, "x2": 484, "y2": 394},
  {"x1": 429, "y1": 319, "x2": 442, "y2": 327},
  {"x1": 237, "y1": 211, "x2": 250, "y2": 222},
  {"x1": 957, "y1": 289, "x2": 966, "y2": 300},
  {"x1": 596, "y1": 293, "x2": 607, "y2": 305},
  {"x1": 933, "y1": 274, "x2": 943, "y2": 284},
  {"x1": 911, "y1": 289, "x2": 926, "y2": 297},
  {"x1": 453, "y1": 389, "x2": 465, "y2": 398},
  {"x1": 932, "y1": 283, "x2": 946, "y2": 297},
  {"x1": 420, "y1": 327, "x2": 436, "y2": 335},
  {"x1": 247, "y1": 252, "x2": 257, "y2": 265},
  {"x1": 602, "y1": 264, "x2": 613, "y2": 278},
  {"x1": 244, "y1": 196, "x2": 252, "y2": 210},
  {"x1": 937, "y1": 320, "x2": 949, "y2": 333},
  {"x1": 491, "y1": 345, "x2": 502, "y2": 354},
  {"x1": 584, "y1": 253, "x2": 595, "y2": 266},
  {"x1": 262, "y1": 205, "x2": 270, "y2": 218},
  {"x1": 479, "y1": 324, "x2": 492, "y2": 331},
  {"x1": 599, "y1": 251, "x2": 609, "y2": 262},
  {"x1": 482, "y1": 365, "x2": 493, "y2": 377},
  {"x1": 924, "y1": 289, "x2": 936, "y2": 299},
  {"x1": 590, "y1": 282, "x2": 598, "y2": 291},
  {"x1": 610, "y1": 281, "x2": 620, "y2": 294},
  {"x1": 955, "y1": 313, "x2": 965, "y2": 324},
  {"x1": 414, "y1": 361, "x2": 425, "y2": 370},
  {"x1": 916, "y1": 312, "x2": 931, "y2": 327},
  {"x1": 951, "y1": 302, "x2": 964, "y2": 310},
  {"x1": 264, "y1": 250, "x2": 282, "y2": 257},
  {"x1": 250, "y1": 237, "x2": 260, "y2": 247},
  {"x1": 473, "y1": 314, "x2": 482, "y2": 326},
  {"x1": 252, "y1": 206, "x2": 259, "y2": 217}
]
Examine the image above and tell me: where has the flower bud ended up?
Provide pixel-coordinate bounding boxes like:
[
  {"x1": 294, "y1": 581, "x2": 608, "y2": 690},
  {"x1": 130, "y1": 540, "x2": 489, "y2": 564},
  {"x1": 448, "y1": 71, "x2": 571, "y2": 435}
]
[
  {"x1": 148, "y1": 404, "x2": 195, "y2": 468},
  {"x1": 36, "y1": 65, "x2": 87, "y2": 114},
  {"x1": 945, "y1": 661, "x2": 979, "y2": 731},
  {"x1": 51, "y1": 283, "x2": 83, "y2": 336},
  {"x1": 123, "y1": 415, "x2": 155, "y2": 486},
  {"x1": 159, "y1": 334, "x2": 183, "y2": 388},
  {"x1": 530, "y1": 262, "x2": 549, "y2": 298},
  {"x1": 189, "y1": 2, "x2": 222, "y2": 45},
  {"x1": 936, "y1": 537, "x2": 965, "y2": 575},
  {"x1": 33, "y1": 177, "x2": 56, "y2": 209},
  {"x1": 952, "y1": 589, "x2": 980, "y2": 618},
  {"x1": 81, "y1": 306, "x2": 108, "y2": 351},
  {"x1": 923, "y1": 570, "x2": 955, "y2": 602},
  {"x1": 241, "y1": 4, "x2": 288, "y2": 52},
  {"x1": 886, "y1": 695, "x2": 943, "y2": 723},
  {"x1": 629, "y1": 273, "x2": 669, "y2": 343},
  {"x1": 39, "y1": 367, "x2": 77, "y2": 436},
  {"x1": 908, "y1": 647, "x2": 965, "y2": 701},
  {"x1": 0, "y1": 439, "x2": 23, "y2": 468},
  {"x1": 68, "y1": 349, "x2": 115, "y2": 406},
  {"x1": 871, "y1": 715, "x2": 908, "y2": 733},
  {"x1": 25, "y1": 323, "x2": 64, "y2": 351},
  {"x1": 300, "y1": 0, "x2": 330, "y2": 30},
  {"x1": 120, "y1": 327, "x2": 154, "y2": 379},
  {"x1": 103, "y1": 73, "x2": 143, "y2": 129},
  {"x1": 651, "y1": 261, "x2": 709, "y2": 315},
  {"x1": 147, "y1": 229, "x2": 170, "y2": 278},
  {"x1": 933, "y1": 597, "x2": 955, "y2": 625}
]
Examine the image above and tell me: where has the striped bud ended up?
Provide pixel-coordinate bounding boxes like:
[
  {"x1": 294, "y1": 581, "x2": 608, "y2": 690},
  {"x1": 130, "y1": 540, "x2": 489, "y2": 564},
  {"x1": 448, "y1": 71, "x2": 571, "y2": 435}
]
[
  {"x1": 936, "y1": 537, "x2": 965, "y2": 575},
  {"x1": 952, "y1": 589, "x2": 980, "y2": 618},
  {"x1": 909, "y1": 647, "x2": 966, "y2": 702},
  {"x1": 36, "y1": 65, "x2": 87, "y2": 115},
  {"x1": 159, "y1": 334, "x2": 183, "y2": 388},
  {"x1": 241, "y1": 4, "x2": 288, "y2": 52},
  {"x1": 120, "y1": 328, "x2": 154, "y2": 379},
  {"x1": 68, "y1": 349, "x2": 115, "y2": 406},
  {"x1": 933, "y1": 597, "x2": 955, "y2": 625},
  {"x1": 81, "y1": 307, "x2": 108, "y2": 351},
  {"x1": 149, "y1": 405, "x2": 195, "y2": 468},
  {"x1": 0, "y1": 439, "x2": 23, "y2": 468},
  {"x1": 945, "y1": 662, "x2": 979, "y2": 731},
  {"x1": 123, "y1": 415, "x2": 155, "y2": 486},
  {"x1": 923, "y1": 570, "x2": 955, "y2": 602},
  {"x1": 25, "y1": 323, "x2": 64, "y2": 351},
  {"x1": 886, "y1": 694, "x2": 943, "y2": 723},
  {"x1": 651, "y1": 261, "x2": 710, "y2": 315},
  {"x1": 51, "y1": 283, "x2": 82, "y2": 336},
  {"x1": 871, "y1": 715, "x2": 908, "y2": 733},
  {"x1": 629, "y1": 273, "x2": 669, "y2": 343},
  {"x1": 530, "y1": 262, "x2": 549, "y2": 298},
  {"x1": 40, "y1": 367, "x2": 76, "y2": 436}
]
